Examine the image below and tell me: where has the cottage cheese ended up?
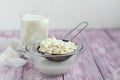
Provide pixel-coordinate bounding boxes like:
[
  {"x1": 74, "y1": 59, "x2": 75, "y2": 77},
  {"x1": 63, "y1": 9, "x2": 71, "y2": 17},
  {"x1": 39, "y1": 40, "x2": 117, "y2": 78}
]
[{"x1": 39, "y1": 37, "x2": 77, "y2": 54}]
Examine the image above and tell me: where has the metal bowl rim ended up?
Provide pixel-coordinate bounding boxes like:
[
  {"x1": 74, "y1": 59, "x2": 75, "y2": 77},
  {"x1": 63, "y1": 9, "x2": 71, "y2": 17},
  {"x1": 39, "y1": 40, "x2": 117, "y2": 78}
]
[{"x1": 25, "y1": 40, "x2": 83, "y2": 57}]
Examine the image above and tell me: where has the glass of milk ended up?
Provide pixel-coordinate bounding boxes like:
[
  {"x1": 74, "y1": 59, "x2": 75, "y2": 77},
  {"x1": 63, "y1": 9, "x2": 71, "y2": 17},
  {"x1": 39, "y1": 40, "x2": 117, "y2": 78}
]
[{"x1": 20, "y1": 11, "x2": 49, "y2": 45}]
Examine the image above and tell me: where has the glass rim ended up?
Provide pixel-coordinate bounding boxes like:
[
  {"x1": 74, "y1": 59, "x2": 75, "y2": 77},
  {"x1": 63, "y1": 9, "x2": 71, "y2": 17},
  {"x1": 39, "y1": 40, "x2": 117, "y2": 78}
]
[{"x1": 19, "y1": 10, "x2": 49, "y2": 17}]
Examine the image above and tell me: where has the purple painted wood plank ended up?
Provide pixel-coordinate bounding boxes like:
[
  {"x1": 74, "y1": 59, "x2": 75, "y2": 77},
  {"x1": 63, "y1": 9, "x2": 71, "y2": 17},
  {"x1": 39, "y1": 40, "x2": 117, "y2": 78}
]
[
  {"x1": 0, "y1": 30, "x2": 20, "y2": 38},
  {"x1": 1, "y1": 29, "x2": 120, "y2": 80},
  {"x1": 82, "y1": 29, "x2": 120, "y2": 80},
  {"x1": 0, "y1": 66, "x2": 23, "y2": 80},
  {"x1": 0, "y1": 30, "x2": 104, "y2": 80},
  {"x1": 53, "y1": 30, "x2": 104, "y2": 80},
  {"x1": 105, "y1": 28, "x2": 120, "y2": 47},
  {"x1": 0, "y1": 30, "x2": 63, "y2": 80}
]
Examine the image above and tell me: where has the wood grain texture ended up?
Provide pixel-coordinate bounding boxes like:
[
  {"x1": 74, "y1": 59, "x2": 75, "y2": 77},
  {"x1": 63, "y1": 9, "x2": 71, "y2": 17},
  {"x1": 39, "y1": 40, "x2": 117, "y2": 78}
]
[
  {"x1": 0, "y1": 29, "x2": 120, "y2": 80},
  {"x1": 82, "y1": 29, "x2": 120, "y2": 80},
  {"x1": 105, "y1": 29, "x2": 120, "y2": 48},
  {"x1": 0, "y1": 30, "x2": 20, "y2": 38},
  {"x1": 0, "y1": 66, "x2": 23, "y2": 80},
  {"x1": 0, "y1": 30, "x2": 63, "y2": 80},
  {"x1": 53, "y1": 30, "x2": 104, "y2": 80}
]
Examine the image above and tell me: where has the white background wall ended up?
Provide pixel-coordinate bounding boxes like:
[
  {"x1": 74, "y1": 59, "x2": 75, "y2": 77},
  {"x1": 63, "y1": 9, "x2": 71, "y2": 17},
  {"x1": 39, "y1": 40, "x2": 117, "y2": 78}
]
[{"x1": 0, "y1": 0, "x2": 120, "y2": 30}]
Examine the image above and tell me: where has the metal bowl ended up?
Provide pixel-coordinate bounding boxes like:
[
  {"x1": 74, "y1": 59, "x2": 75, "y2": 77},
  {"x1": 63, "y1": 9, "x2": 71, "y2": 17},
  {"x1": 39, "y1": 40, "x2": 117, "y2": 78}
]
[{"x1": 25, "y1": 40, "x2": 83, "y2": 62}]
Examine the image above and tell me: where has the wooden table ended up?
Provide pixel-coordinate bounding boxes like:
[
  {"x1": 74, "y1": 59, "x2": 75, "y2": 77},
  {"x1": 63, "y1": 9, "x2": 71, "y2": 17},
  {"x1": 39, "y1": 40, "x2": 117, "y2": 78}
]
[{"x1": 0, "y1": 29, "x2": 120, "y2": 80}]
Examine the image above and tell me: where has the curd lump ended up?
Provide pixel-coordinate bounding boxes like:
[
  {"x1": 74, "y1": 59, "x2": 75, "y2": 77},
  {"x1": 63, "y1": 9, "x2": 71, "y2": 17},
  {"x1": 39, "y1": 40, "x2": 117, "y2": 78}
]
[{"x1": 39, "y1": 37, "x2": 77, "y2": 54}]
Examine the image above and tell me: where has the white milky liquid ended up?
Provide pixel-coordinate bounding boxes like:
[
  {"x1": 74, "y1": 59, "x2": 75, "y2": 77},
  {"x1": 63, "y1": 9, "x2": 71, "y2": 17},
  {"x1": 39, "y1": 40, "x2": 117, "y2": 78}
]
[{"x1": 21, "y1": 15, "x2": 49, "y2": 45}]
